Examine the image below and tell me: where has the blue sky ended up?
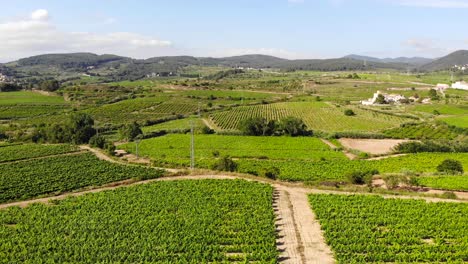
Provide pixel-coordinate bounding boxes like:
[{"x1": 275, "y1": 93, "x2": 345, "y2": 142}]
[{"x1": 0, "y1": 0, "x2": 467, "y2": 61}]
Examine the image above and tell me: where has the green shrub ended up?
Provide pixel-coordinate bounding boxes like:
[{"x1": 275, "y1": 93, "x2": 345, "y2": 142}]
[
  {"x1": 259, "y1": 167, "x2": 280, "y2": 180},
  {"x1": 89, "y1": 135, "x2": 106, "y2": 149},
  {"x1": 212, "y1": 156, "x2": 237, "y2": 172},
  {"x1": 346, "y1": 170, "x2": 378, "y2": 185},
  {"x1": 437, "y1": 159, "x2": 464, "y2": 174},
  {"x1": 344, "y1": 109, "x2": 355, "y2": 116}
]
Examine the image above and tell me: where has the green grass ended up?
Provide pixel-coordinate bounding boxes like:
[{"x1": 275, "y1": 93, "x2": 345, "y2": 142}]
[
  {"x1": 383, "y1": 122, "x2": 460, "y2": 139},
  {"x1": 0, "y1": 91, "x2": 67, "y2": 105},
  {"x1": 418, "y1": 176, "x2": 468, "y2": 191},
  {"x1": 0, "y1": 180, "x2": 278, "y2": 263},
  {"x1": 0, "y1": 153, "x2": 162, "y2": 203},
  {"x1": 412, "y1": 104, "x2": 468, "y2": 115},
  {"x1": 309, "y1": 194, "x2": 468, "y2": 263}
]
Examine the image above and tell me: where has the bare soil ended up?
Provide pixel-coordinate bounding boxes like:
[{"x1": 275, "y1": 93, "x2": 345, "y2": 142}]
[{"x1": 339, "y1": 138, "x2": 409, "y2": 155}]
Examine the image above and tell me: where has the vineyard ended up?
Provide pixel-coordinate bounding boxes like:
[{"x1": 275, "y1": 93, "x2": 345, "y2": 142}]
[
  {"x1": 121, "y1": 134, "x2": 347, "y2": 162},
  {"x1": 383, "y1": 122, "x2": 460, "y2": 139},
  {"x1": 309, "y1": 194, "x2": 468, "y2": 263},
  {"x1": 142, "y1": 117, "x2": 205, "y2": 133},
  {"x1": 210, "y1": 102, "x2": 412, "y2": 132},
  {"x1": 0, "y1": 144, "x2": 78, "y2": 163},
  {"x1": 122, "y1": 135, "x2": 468, "y2": 182},
  {"x1": 418, "y1": 176, "x2": 468, "y2": 191},
  {"x1": 0, "y1": 180, "x2": 278, "y2": 263},
  {"x1": 0, "y1": 153, "x2": 162, "y2": 203}
]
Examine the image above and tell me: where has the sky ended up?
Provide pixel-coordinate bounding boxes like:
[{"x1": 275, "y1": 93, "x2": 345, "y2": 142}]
[{"x1": 0, "y1": 0, "x2": 467, "y2": 62}]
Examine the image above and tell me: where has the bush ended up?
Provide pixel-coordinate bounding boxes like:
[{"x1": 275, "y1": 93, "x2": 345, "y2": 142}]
[
  {"x1": 212, "y1": 156, "x2": 237, "y2": 172},
  {"x1": 259, "y1": 167, "x2": 280, "y2": 180},
  {"x1": 89, "y1": 135, "x2": 106, "y2": 149},
  {"x1": 201, "y1": 126, "x2": 215, "y2": 134},
  {"x1": 437, "y1": 159, "x2": 464, "y2": 174},
  {"x1": 440, "y1": 191, "x2": 457, "y2": 199},
  {"x1": 344, "y1": 109, "x2": 355, "y2": 116},
  {"x1": 346, "y1": 170, "x2": 378, "y2": 185}
]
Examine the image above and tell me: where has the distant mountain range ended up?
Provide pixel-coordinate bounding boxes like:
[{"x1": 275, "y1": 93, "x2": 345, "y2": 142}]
[
  {"x1": 1, "y1": 50, "x2": 467, "y2": 82},
  {"x1": 343, "y1": 54, "x2": 434, "y2": 66}
]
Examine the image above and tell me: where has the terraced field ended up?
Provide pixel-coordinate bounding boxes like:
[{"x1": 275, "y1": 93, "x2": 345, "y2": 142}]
[{"x1": 210, "y1": 101, "x2": 412, "y2": 132}]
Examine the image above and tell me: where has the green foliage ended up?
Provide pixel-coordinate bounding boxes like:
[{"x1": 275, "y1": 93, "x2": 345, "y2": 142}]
[
  {"x1": 0, "y1": 180, "x2": 278, "y2": 262},
  {"x1": 119, "y1": 121, "x2": 143, "y2": 141},
  {"x1": 238, "y1": 117, "x2": 276, "y2": 136},
  {"x1": 259, "y1": 167, "x2": 280, "y2": 180},
  {"x1": 212, "y1": 156, "x2": 237, "y2": 172},
  {"x1": 309, "y1": 194, "x2": 468, "y2": 263},
  {"x1": 89, "y1": 135, "x2": 107, "y2": 149},
  {"x1": 346, "y1": 170, "x2": 378, "y2": 184},
  {"x1": 39, "y1": 80, "x2": 60, "y2": 92},
  {"x1": 418, "y1": 176, "x2": 468, "y2": 191},
  {"x1": 437, "y1": 159, "x2": 464, "y2": 174},
  {"x1": 375, "y1": 93, "x2": 387, "y2": 104},
  {"x1": 277, "y1": 116, "x2": 309, "y2": 136},
  {"x1": 344, "y1": 109, "x2": 355, "y2": 116},
  {"x1": 383, "y1": 122, "x2": 463, "y2": 140},
  {"x1": 394, "y1": 140, "x2": 468, "y2": 153},
  {"x1": 0, "y1": 153, "x2": 162, "y2": 203}
]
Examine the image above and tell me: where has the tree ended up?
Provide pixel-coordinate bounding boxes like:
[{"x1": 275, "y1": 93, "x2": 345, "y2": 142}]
[
  {"x1": 119, "y1": 122, "x2": 143, "y2": 141},
  {"x1": 238, "y1": 117, "x2": 276, "y2": 136},
  {"x1": 278, "y1": 117, "x2": 308, "y2": 136},
  {"x1": 437, "y1": 159, "x2": 464, "y2": 174},
  {"x1": 68, "y1": 113, "x2": 96, "y2": 144},
  {"x1": 428, "y1": 89, "x2": 439, "y2": 100},
  {"x1": 344, "y1": 109, "x2": 355, "y2": 116},
  {"x1": 212, "y1": 156, "x2": 237, "y2": 172},
  {"x1": 39, "y1": 80, "x2": 60, "y2": 92},
  {"x1": 375, "y1": 94, "x2": 386, "y2": 104}
]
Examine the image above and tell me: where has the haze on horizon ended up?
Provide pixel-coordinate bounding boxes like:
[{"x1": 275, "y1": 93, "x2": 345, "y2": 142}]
[{"x1": 1, "y1": 0, "x2": 468, "y2": 62}]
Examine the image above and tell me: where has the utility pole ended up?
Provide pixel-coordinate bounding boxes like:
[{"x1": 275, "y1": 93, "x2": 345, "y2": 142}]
[{"x1": 190, "y1": 120, "x2": 195, "y2": 170}]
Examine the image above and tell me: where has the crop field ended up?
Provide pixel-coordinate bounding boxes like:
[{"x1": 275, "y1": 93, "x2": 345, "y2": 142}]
[
  {"x1": 0, "y1": 180, "x2": 278, "y2": 263},
  {"x1": 309, "y1": 194, "x2": 468, "y2": 263},
  {"x1": 121, "y1": 135, "x2": 468, "y2": 182},
  {"x1": 383, "y1": 122, "x2": 460, "y2": 139},
  {"x1": 121, "y1": 134, "x2": 346, "y2": 163},
  {"x1": 412, "y1": 104, "x2": 468, "y2": 115},
  {"x1": 0, "y1": 91, "x2": 68, "y2": 105},
  {"x1": 0, "y1": 144, "x2": 78, "y2": 163},
  {"x1": 142, "y1": 117, "x2": 205, "y2": 133},
  {"x1": 210, "y1": 101, "x2": 413, "y2": 132},
  {"x1": 418, "y1": 176, "x2": 468, "y2": 191},
  {"x1": 440, "y1": 115, "x2": 468, "y2": 128},
  {"x1": 0, "y1": 153, "x2": 162, "y2": 203}
]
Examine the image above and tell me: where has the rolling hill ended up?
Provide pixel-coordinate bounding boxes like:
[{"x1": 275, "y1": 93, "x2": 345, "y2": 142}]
[{"x1": 420, "y1": 50, "x2": 468, "y2": 71}]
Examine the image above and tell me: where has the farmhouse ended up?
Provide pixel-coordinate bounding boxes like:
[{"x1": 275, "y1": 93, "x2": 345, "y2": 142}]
[
  {"x1": 361, "y1": 91, "x2": 406, "y2": 105},
  {"x1": 436, "y1": 83, "x2": 450, "y2": 91},
  {"x1": 451, "y1": 81, "x2": 468, "y2": 90}
]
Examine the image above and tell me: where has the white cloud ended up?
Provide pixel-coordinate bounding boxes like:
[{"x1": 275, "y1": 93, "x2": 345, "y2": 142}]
[
  {"x1": 31, "y1": 9, "x2": 49, "y2": 21},
  {"x1": 391, "y1": 0, "x2": 468, "y2": 8},
  {"x1": 0, "y1": 9, "x2": 174, "y2": 62}
]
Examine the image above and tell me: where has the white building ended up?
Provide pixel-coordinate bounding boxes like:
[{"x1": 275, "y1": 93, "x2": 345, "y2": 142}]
[
  {"x1": 436, "y1": 83, "x2": 450, "y2": 91},
  {"x1": 451, "y1": 81, "x2": 468, "y2": 90},
  {"x1": 361, "y1": 91, "x2": 406, "y2": 105}
]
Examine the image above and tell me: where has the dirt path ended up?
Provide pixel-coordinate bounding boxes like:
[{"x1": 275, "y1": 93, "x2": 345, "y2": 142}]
[
  {"x1": 320, "y1": 139, "x2": 357, "y2": 160},
  {"x1": 320, "y1": 139, "x2": 337, "y2": 149},
  {"x1": 201, "y1": 118, "x2": 216, "y2": 130},
  {"x1": 367, "y1": 154, "x2": 408, "y2": 160}
]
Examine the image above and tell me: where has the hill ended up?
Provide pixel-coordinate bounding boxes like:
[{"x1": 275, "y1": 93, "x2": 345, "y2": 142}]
[
  {"x1": 420, "y1": 50, "x2": 468, "y2": 71},
  {"x1": 344, "y1": 54, "x2": 433, "y2": 66}
]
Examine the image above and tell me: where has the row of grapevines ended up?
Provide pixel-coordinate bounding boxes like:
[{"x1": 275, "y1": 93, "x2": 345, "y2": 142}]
[
  {"x1": 0, "y1": 144, "x2": 78, "y2": 163},
  {"x1": 0, "y1": 180, "x2": 278, "y2": 263},
  {"x1": 0, "y1": 153, "x2": 163, "y2": 203},
  {"x1": 309, "y1": 194, "x2": 468, "y2": 263}
]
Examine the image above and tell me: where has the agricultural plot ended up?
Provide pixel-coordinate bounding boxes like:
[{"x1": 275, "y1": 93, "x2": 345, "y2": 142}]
[
  {"x1": 0, "y1": 180, "x2": 278, "y2": 263},
  {"x1": 412, "y1": 104, "x2": 468, "y2": 115},
  {"x1": 0, "y1": 91, "x2": 68, "y2": 105},
  {"x1": 0, "y1": 144, "x2": 78, "y2": 163},
  {"x1": 383, "y1": 122, "x2": 460, "y2": 139},
  {"x1": 142, "y1": 117, "x2": 205, "y2": 133},
  {"x1": 210, "y1": 101, "x2": 413, "y2": 132},
  {"x1": 0, "y1": 153, "x2": 161, "y2": 203},
  {"x1": 418, "y1": 176, "x2": 468, "y2": 191},
  {"x1": 440, "y1": 115, "x2": 468, "y2": 128},
  {"x1": 121, "y1": 134, "x2": 346, "y2": 164},
  {"x1": 121, "y1": 135, "x2": 468, "y2": 183},
  {"x1": 309, "y1": 194, "x2": 468, "y2": 263}
]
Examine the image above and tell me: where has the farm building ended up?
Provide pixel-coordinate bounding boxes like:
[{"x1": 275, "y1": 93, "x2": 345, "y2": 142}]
[
  {"x1": 361, "y1": 91, "x2": 406, "y2": 105},
  {"x1": 451, "y1": 81, "x2": 468, "y2": 90},
  {"x1": 436, "y1": 83, "x2": 450, "y2": 91}
]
